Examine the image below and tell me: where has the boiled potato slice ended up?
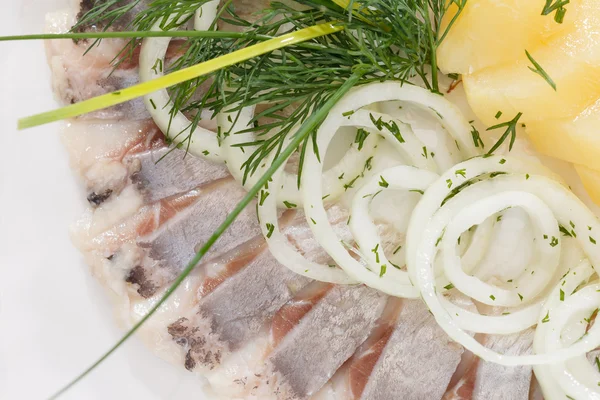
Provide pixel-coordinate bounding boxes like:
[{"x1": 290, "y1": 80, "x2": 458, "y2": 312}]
[
  {"x1": 438, "y1": 0, "x2": 569, "y2": 75},
  {"x1": 463, "y1": 0, "x2": 600, "y2": 126},
  {"x1": 526, "y1": 99, "x2": 600, "y2": 170},
  {"x1": 574, "y1": 164, "x2": 600, "y2": 205}
]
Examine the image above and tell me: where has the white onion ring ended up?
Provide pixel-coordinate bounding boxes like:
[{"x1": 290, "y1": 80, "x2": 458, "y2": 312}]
[
  {"x1": 216, "y1": 106, "x2": 375, "y2": 282},
  {"x1": 139, "y1": 3, "x2": 222, "y2": 161},
  {"x1": 217, "y1": 111, "x2": 380, "y2": 207},
  {"x1": 406, "y1": 155, "x2": 600, "y2": 365},
  {"x1": 256, "y1": 157, "x2": 358, "y2": 284},
  {"x1": 301, "y1": 82, "x2": 479, "y2": 294},
  {"x1": 194, "y1": 1, "x2": 219, "y2": 31},
  {"x1": 441, "y1": 191, "x2": 560, "y2": 307},
  {"x1": 534, "y1": 261, "x2": 600, "y2": 400},
  {"x1": 376, "y1": 100, "x2": 463, "y2": 172},
  {"x1": 348, "y1": 165, "x2": 439, "y2": 296},
  {"x1": 431, "y1": 189, "x2": 561, "y2": 335},
  {"x1": 340, "y1": 110, "x2": 437, "y2": 171},
  {"x1": 459, "y1": 216, "x2": 494, "y2": 275}
]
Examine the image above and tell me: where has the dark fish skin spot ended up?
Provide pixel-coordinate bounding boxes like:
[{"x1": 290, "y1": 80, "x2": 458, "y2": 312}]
[
  {"x1": 79, "y1": 0, "x2": 94, "y2": 13},
  {"x1": 168, "y1": 317, "x2": 223, "y2": 371},
  {"x1": 75, "y1": 0, "x2": 151, "y2": 34},
  {"x1": 203, "y1": 351, "x2": 214, "y2": 366},
  {"x1": 77, "y1": 0, "x2": 94, "y2": 20},
  {"x1": 168, "y1": 318, "x2": 188, "y2": 332},
  {"x1": 185, "y1": 350, "x2": 196, "y2": 371},
  {"x1": 87, "y1": 189, "x2": 113, "y2": 206},
  {"x1": 174, "y1": 337, "x2": 188, "y2": 347},
  {"x1": 125, "y1": 266, "x2": 158, "y2": 298},
  {"x1": 130, "y1": 170, "x2": 150, "y2": 192},
  {"x1": 73, "y1": 0, "x2": 97, "y2": 35}
]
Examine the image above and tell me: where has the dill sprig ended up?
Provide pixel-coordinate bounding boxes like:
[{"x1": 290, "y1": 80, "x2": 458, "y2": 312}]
[
  {"x1": 542, "y1": 0, "x2": 569, "y2": 23},
  {"x1": 155, "y1": 0, "x2": 467, "y2": 182},
  {"x1": 486, "y1": 112, "x2": 523, "y2": 155},
  {"x1": 28, "y1": 0, "x2": 467, "y2": 182},
  {"x1": 525, "y1": 49, "x2": 556, "y2": 91}
]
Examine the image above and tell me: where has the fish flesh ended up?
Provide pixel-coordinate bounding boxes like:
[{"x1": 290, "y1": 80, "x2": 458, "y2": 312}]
[
  {"x1": 48, "y1": 1, "x2": 550, "y2": 399},
  {"x1": 47, "y1": 0, "x2": 269, "y2": 121},
  {"x1": 444, "y1": 331, "x2": 535, "y2": 400}
]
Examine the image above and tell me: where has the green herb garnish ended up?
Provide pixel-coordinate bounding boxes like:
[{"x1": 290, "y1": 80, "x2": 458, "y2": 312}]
[{"x1": 525, "y1": 49, "x2": 557, "y2": 91}]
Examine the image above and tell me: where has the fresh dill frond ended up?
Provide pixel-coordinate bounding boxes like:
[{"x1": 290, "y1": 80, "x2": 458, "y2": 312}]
[
  {"x1": 486, "y1": 112, "x2": 523, "y2": 155},
  {"x1": 470, "y1": 125, "x2": 484, "y2": 149},
  {"x1": 542, "y1": 0, "x2": 570, "y2": 24},
  {"x1": 525, "y1": 50, "x2": 556, "y2": 91},
  {"x1": 72, "y1": 0, "x2": 137, "y2": 32},
  {"x1": 17, "y1": 0, "x2": 469, "y2": 185},
  {"x1": 74, "y1": 0, "x2": 467, "y2": 184},
  {"x1": 73, "y1": 0, "x2": 212, "y2": 32},
  {"x1": 144, "y1": 0, "x2": 467, "y2": 183}
]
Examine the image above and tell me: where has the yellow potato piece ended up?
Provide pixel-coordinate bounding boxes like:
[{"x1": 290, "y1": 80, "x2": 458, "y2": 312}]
[
  {"x1": 526, "y1": 98, "x2": 600, "y2": 170},
  {"x1": 438, "y1": 0, "x2": 567, "y2": 75},
  {"x1": 574, "y1": 164, "x2": 600, "y2": 205},
  {"x1": 463, "y1": 0, "x2": 600, "y2": 126}
]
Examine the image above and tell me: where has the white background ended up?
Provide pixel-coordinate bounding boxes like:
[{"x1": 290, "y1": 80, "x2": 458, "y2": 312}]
[{"x1": 0, "y1": 1, "x2": 206, "y2": 399}]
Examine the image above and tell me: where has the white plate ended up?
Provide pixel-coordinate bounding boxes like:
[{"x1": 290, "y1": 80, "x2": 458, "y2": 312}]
[{"x1": 0, "y1": 1, "x2": 207, "y2": 399}]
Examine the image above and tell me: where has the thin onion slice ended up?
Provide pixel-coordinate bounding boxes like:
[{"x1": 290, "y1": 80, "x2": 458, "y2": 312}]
[
  {"x1": 139, "y1": 4, "x2": 222, "y2": 161},
  {"x1": 301, "y1": 82, "x2": 479, "y2": 295},
  {"x1": 194, "y1": 1, "x2": 219, "y2": 31},
  {"x1": 441, "y1": 191, "x2": 560, "y2": 308},
  {"x1": 534, "y1": 261, "x2": 600, "y2": 400},
  {"x1": 217, "y1": 110, "x2": 379, "y2": 207},
  {"x1": 348, "y1": 165, "x2": 439, "y2": 297},
  {"x1": 406, "y1": 155, "x2": 600, "y2": 365},
  {"x1": 459, "y1": 216, "x2": 495, "y2": 275},
  {"x1": 256, "y1": 159, "x2": 357, "y2": 284},
  {"x1": 340, "y1": 110, "x2": 437, "y2": 171}
]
